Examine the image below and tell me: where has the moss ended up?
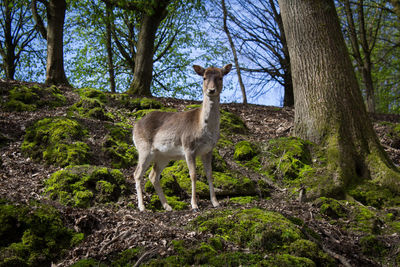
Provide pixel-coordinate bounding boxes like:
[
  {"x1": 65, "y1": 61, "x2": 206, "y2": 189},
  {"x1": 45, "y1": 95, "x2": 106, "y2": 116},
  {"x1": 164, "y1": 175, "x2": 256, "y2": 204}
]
[
  {"x1": 139, "y1": 97, "x2": 163, "y2": 109},
  {"x1": 71, "y1": 258, "x2": 108, "y2": 267},
  {"x1": 146, "y1": 157, "x2": 258, "y2": 199},
  {"x1": 110, "y1": 247, "x2": 142, "y2": 267},
  {"x1": 220, "y1": 109, "x2": 248, "y2": 135},
  {"x1": 44, "y1": 165, "x2": 127, "y2": 208},
  {"x1": 359, "y1": 235, "x2": 388, "y2": 258},
  {"x1": 315, "y1": 197, "x2": 382, "y2": 234},
  {"x1": 229, "y1": 196, "x2": 259, "y2": 204},
  {"x1": 0, "y1": 200, "x2": 83, "y2": 266},
  {"x1": 193, "y1": 208, "x2": 302, "y2": 251},
  {"x1": 3, "y1": 85, "x2": 66, "y2": 112},
  {"x1": 264, "y1": 137, "x2": 312, "y2": 182},
  {"x1": 146, "y1": 239, "x2": 264, "y2": 266},
  {"x1": 21, "y1": 117, "x2": 90, "y2": 166},
  {"x1": 234, "y1": 140, "x2": 259, "y2": 161},
  {"x1": 0, "y1": 133, "x2": 10, "y2": 148},
  {"x1": 316, "y1": 197, "x2": 347, "y2": 219},
  {"x1": 148, "y1": 195, "x2": 188, "y2": 211},
  {"x1": 109, "y1": 94, "x2": 163, "y2": 111},
  {"x1": 103, "y1": 125, "x2": 138, "y2": 168},
  {"x1": 348, "y1": 182, "x2": 400, "y2": 208},
  {"x1": 263, "y1": 254, "x2": 316, "y2": 267},
  {"x1": 70, "y1": 89, "x2": 111, "y2": 121},
  {"x1": 131, "y1": 108, "x2": 176, "y2": 121},
  {"x1": 288, "y1": 239, "x2": 335, "y2": 266}
]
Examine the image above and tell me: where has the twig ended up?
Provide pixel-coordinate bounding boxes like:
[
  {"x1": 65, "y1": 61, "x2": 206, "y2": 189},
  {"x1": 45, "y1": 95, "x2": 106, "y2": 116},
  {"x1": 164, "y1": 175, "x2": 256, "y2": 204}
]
[
  {"x1": 133, "y1": 248, "x2": 159, "y2": 267},
  {"x1": 300, "y1": 226, "x2": 353, "y2": 267}
]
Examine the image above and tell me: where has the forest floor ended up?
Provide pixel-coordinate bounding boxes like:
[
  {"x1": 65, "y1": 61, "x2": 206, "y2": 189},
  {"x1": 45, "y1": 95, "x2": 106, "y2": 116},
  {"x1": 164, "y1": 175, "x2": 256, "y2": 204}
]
[{"x1": 1, "y1": 80, "x2": 400, "y2": 266}]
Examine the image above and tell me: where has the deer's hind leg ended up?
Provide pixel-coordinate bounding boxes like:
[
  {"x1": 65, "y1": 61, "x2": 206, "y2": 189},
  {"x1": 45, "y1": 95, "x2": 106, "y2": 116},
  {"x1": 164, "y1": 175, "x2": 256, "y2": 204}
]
[
  {"x1": 149, "y1": 158, "x2": 171, "y2": 211},
  {"x1": 134, "y1": 150, "x2": 153, "y2": 211}
]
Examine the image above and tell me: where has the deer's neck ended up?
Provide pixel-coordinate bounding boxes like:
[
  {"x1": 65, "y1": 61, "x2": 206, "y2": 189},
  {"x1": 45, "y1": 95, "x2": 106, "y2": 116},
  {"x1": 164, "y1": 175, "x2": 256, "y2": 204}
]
[{"x1": 200, "y1": 95, "x2": 220, "y2": 131}]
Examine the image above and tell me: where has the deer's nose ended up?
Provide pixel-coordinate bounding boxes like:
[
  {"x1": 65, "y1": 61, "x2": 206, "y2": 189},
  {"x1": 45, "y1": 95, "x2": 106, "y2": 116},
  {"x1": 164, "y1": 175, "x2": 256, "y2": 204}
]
[{"x1": 208, "y1": 88, "x2": 216, "y2": 94}]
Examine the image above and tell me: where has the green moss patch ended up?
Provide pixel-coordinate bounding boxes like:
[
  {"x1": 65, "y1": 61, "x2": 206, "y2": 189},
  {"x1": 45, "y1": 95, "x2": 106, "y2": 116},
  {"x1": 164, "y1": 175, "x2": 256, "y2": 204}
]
[
  {"x1": 234, "y1": 140, "x2": 259, "y2": 161},
  {"x1": 348, "y1": 182, "x2": 400, "y2": 209},
  {"x1": 193, "y1": 208, "x2": 302, "y2": 251},
  {"x1": 70, "y1": 88, "x2": 111, "y2": 121},
  {"x1": 145, "y1": 155, "x2": 257, "y2": 199},
  {"x1": 109, "y1": 94, "x2": 163, "y2": 111},
  {"x1": 0, "y1": 200, "x2": 83, "y2": 266},
  {"x1": 148, "y1": 195, "x2": 189, "y2": 211},
  {"x1": 315, "y1": 197, "x2": 385, "y2": 234},
  {"x1": 21, "y1": 117, "x2": 90, "y2": 166},
  {"x1": 3, "y1": 84, "x2": 66, "y2": 112},
  {"x1": 44, "y1": 165, "x2": 127, "y2": 208},
  {"x1": 102, "y1": 125, "x2": 137, "y2": 168},
  {"x1": 220, "y1": 109, "x2": 248, "y2": 135},
  {"x1": 187, "y1": 208, "x2": 333, "y2": 266}
]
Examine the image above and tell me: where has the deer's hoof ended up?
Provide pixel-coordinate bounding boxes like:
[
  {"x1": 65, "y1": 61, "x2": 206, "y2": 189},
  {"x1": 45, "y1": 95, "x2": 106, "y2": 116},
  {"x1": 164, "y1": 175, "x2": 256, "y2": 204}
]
[
  {"x1": 192, "y1": 208, "x2": 200, "y2": 213},
  {"x1": 164, "y1": 204, "x2": 173, "y2": 211}
]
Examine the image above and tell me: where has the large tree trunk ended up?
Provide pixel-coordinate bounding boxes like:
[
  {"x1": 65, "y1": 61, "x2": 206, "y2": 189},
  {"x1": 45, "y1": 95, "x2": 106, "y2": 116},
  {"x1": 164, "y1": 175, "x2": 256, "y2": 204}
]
[
  {"x1": 45, "y1": 0, "x2": 69, "y2": 86},
  {"x1": 128, "y1": 1, "x2": 169, "y2": 96},
  {"x1": 279, "y1": 0, "x2": 400, "y2": 197}
]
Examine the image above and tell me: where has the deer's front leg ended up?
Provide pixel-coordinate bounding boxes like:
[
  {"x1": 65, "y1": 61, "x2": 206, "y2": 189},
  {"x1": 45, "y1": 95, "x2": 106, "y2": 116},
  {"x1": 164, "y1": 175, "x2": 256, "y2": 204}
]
[
  {"x1": 202, "y1": 151, "x2": 220, "y2": 208},
  {"x1": 185, "y1": 152, "x2": 198, "y2": 211}
]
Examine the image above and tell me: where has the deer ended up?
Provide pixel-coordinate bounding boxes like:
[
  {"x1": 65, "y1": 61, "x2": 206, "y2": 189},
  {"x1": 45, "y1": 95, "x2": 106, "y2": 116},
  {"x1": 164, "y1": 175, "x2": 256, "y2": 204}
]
[{"x1": 132, "y1": 64, "x2": 232, "y2": 211}]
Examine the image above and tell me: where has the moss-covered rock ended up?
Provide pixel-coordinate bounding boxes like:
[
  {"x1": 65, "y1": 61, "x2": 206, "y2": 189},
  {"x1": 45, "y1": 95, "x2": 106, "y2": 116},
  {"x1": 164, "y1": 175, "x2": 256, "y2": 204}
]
[
  {"x1": 109, "y1": 94, "x2": 163, "y2": 111},
  {"x1": 359, "y1": 235, "x2": 388, "y2": 258},
  {"x1": 348, "y1": 182, "x2": 400, "y2": 209},
  {"x1": 220, "y1": 109, "x2": 248, "y2": 135},
  {"x1": 102, "y1": 125, "x2": 137, "y2": 168},
  {"x1": 146, "y1": 239, "x2": 264, "y2": 266},
  {"x1": 3, "y1": 84, "x2": 66, "y2": 112},
  {"x1": 145, "y1": 156, "x2": 257, "y2": 199},
  {"x1": 21, "y1": 117, "x2": 90, "y2": 166},
  {"x1": 148, "y1": 195, "x2": 189, "y2": 211},
  {"x1": 234, "y1": 140, "x2": 259, "y2": 161},
  {"x1": 44, "y1": 165, "x2": 127, "y2": 208},
  {"x1": 70, "y1": 88, "x2": 111, "y2": 121},
  {"x1": 193, "y1": 208, "x2": 302, "y2": 251},
  {"x1": 315, "y1": 197, "x2": 384, "y2": 234},
  {"x1": 0, "y1": 200, "x2": 83, "y2": 266}
]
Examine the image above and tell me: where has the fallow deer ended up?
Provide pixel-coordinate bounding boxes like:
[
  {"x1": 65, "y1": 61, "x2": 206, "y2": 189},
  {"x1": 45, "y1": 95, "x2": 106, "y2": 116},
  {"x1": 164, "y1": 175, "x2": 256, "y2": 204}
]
[{"x1": 132, "y1": 64, "x2": 232, "y2": 211}]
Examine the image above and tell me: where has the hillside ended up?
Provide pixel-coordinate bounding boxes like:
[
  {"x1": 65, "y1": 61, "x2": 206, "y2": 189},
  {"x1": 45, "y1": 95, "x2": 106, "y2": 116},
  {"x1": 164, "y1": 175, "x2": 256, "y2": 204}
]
[{"x1": 1, "y1": 80, "x2": 400, "y2": 266}]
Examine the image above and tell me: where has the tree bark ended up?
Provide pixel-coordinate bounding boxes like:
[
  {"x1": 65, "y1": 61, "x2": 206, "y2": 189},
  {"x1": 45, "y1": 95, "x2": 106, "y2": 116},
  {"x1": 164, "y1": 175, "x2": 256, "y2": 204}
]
[
  {"x1": 128, "y1": 0, "x2": 170, "y2": 96},
  {"x1": 45, "y1": 0, "x2": 69, "y2": 86},
  {"x1": 279, "y1": 0, "x2": 400, "y2": 197},
  {"x1": 2, "y1": 0, "x2": 16, "y2": 80},
  {"x1": 221, "y1": 0, "x2": 247, "y2": 104},
  {"x1": 105, "y1": 3, "x2": 116, "y2": 93}
]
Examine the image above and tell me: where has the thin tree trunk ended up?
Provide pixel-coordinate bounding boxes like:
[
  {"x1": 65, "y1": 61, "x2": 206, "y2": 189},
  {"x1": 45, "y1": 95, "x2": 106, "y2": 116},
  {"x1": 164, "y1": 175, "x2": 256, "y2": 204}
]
[
  {"x1": 4, "y1": 1, "x2": 15, "y2": 80},
  {"x1": 343, "y1": 0, "x2": 378, "y2": 113},
  {"x1": 105, "y1": 3, "x2": 116, "y2": 93},
  {"x1": 221, "y1": 0, "x2": 247, "y2": 104},
  {"x1": 279, "y1": 0, "x2": 400, "y2": 197},
  {"x1": 128, "y1": 1, "x2": 169, "y2": 96},
  {"x1": 269, "y1": 0, "x2": 294, "y2": 107},
  {"x1": 45, "y1": 0, "x2": 69, "y2": 86}
]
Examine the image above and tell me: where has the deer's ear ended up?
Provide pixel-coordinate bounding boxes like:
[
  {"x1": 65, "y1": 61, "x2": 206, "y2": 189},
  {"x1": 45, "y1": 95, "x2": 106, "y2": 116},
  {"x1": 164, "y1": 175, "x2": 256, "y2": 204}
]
[
  {"x1": 193, "y1": 65, "x2": 205, "y2": 76},
  {"x1": 222, "y1": 64, "x2": 233, "y2": 75}
]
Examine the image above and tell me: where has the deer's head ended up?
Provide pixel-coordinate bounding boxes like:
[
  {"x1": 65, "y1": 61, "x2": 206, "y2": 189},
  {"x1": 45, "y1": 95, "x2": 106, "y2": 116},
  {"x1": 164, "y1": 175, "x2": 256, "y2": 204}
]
[{"x1": 193, "y1": 64, "x2": 232, "y2": 97}]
